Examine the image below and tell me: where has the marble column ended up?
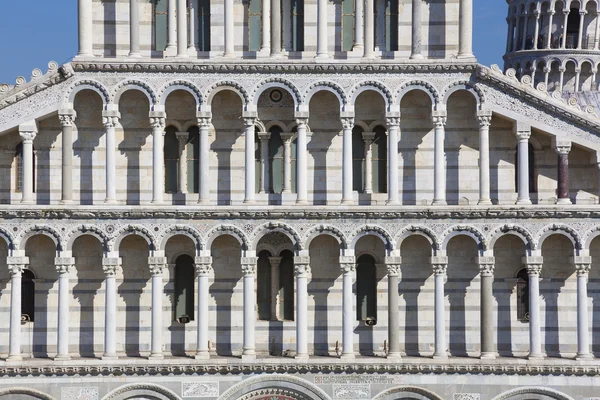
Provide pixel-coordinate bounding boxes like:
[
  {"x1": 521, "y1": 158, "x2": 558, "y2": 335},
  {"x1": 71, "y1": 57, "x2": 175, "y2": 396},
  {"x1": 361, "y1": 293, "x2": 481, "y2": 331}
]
[
  {"x1": 129, "y1": 0, "x2": 141, "y2": 57},
  {"x1": 559, "y1": 67, "x2": 566, "y2": 91},
  {"x1": 189, "y1": 0, "x2": 197, "y2": 51},
  {"x1": 364, "y1": 0, "x2": 375, "y2": 58},
  {"x1": 533, "y1": 12, "x2": 540, "y2": 49},
  {"x1": 224, "y1": 0, "x2": 235, "y2": 57},
  {"x1": 258, "y1": 132, "x2": 271, "y2": 194},
  {"x1": 431, "y1": 256, "x2": 448, "y2": 359},
  {"x1": 19, "y1": 123, "x2": 37, "y2": 205},
  {"x1": 195, "y1": 256, "x2": 212, "y2": 359},
  {"x1": 166, "y1": 0, "x2": 177, "y2": 53},
  {"x1": 410, "y1": 0, "x2": 423, "y2": 59},
  {"x1": 102, "y1": 111, "x2": 120, "y2": 204},
  {"x1": 525, "y1": 256, "x2": 544, "y2": 359},
  {"x1": 316, "y1": 0, "x2": 329, "y2": 59},
  {"x1": 479, "y1": 256, "x2": 496, "y2": 359},
  {"x1": 562, "y1": 11, "x2": 569, "y2": 48},
  {"x1": 574, "y1": 256, "x2": 593, "y2": 360},
  {"x1": 578, "y1": 11, "x2": 586, "y2": 49},
  {"x1": 241, "y1": 257, "x2": 258, "y2": 359},
  {"x1": 244, "y1": 117, "x2": 257, "y2": 204},
  {"x1": 198, "y1": 115, "x2": 211, "y2": 204},
  {"x1": 176, "y1": 132, "x2": 189, "y2": 194},
  {"x1": 544, "y1": 67, "x2": 551, "y2": 87},
  {"x1": 432, "y1": 113, "x2": 447, "y2": 205},
  {"x1": 78, "y1": 0, "x2": 94, "y2": 57},
  {"x1": 281, "y1": 133, "x2": 295, "y2": 194},
  {"x1": 515, "y1": 125, "x2": 532, "y2": 205},
  {"x1": 341, "y1": 117, "x2": 355, "y2": 205},
  {"x1": 340, "y1": 256, "x2": 356, "y2": 359},
  {"x1": 595, "y1": 13, "x2": 600, "y2": 50},
  {"x1": 458, "y1": 0, "x2": 473, "y2": 57},
  {"x1": 506, "y1": 17, "x2": 514, "y2": 53},
  {"x1": 386, "y1": 116, "x2": 400, "y2": 205},
  {"x1": 575, "y1": 68, "x2": 582, "y2": 91},
  {"x1": 362, "y1": 132, "x2": 375, "y2": 194},
  {"x1": 477, "y1": 112, "x2": 492, "y2": 205},
  {"x1": 177, "y1": 0, "x2": 188, "y2": 57},
  {"x1": 271, "y1": 0, "x2": 282, "y2": 55},
  {"x1": 7, "y1": 257, "x2": 27, "y2": 361},
  {"x1": 149, "y1": 257, "x2": 167, "y2": 359},
  {"x1": 555, "y1": 139, "x2": 571, "y2": 205},
  {"x1": 521, "y1": 14, "x2": 529, "y2": 50},
  {"x1": 59, "y1": 110, "x2": 76, "y2": 204},
  {"x1": 55, "y1": 257, "x2": 74, "y2": 361},
  {"x1": 296, "y1": 118, "x2": 309, "y2": 204},
  {"x1": 262, "y1": 0, "x2": 271, "y2": 53},
  {"x1": 546, "y1": 12, "x2": 554, "y2": 49},
  {"x1": 150, "y1": 113, "x2": 166, "y2": 204},
  {"x1": 294, "y1": 256, "x2": 311, "y2": 359},
  {"x1": 102, "y1": 257, "x2": 120, "y2": 359},
  {"x1": 269, "y1": 257, "x2": 282, "y2": 320},
  {"x1": 385, "y1": 257, "x2": 401, "y2": 359},
  {"x1": 353, "y1": 0, "x2": 364, "y2": 51}
]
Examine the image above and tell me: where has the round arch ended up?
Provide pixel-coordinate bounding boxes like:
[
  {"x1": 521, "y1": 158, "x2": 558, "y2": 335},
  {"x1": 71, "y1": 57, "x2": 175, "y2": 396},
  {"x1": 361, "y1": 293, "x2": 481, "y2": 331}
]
[
  {"x1": 159, "y1": 225, "x2": 205, "y2": 255},
  {"x1": 17, "y1": 225, "x2": 63, "y2": 252},
  {"x1": 441, "y1": 81, "x2": 485, "y2": 111},
  {"x1": 304, "y1": 224, "x2": 348, "y2": 250},
  {"x1": 252, "y1": 78, "x2": 302, "y2": 110},
  {"x1": 65, "y1": 225, "x2": 109, "y2": 253},
  {"x1": 441, "y1": 225, "x2": 487, "y2": 253},
  {"x1": 102, "y1": 383, "x2": 180, "y2": 400},
  {"x1": 349, "y1": 81, "x2": 394, "y2": 112},
  {"x1": 396, "y1": 225, "x2": 440, "y2": 253},
  {"x1": 110, "y1": 225, "x2": 156, "y2": 252},
  {"x1": 304, "y1": 81, "x2": 348, "y2": 109},
  {"x1": 397, "y1": 80, "x2": 440, "y2": 109},
  {"x1": 206, "y1": 81, "x2": 250, "y2": 108},
  {"x1": 372, "y1": 386, "x2": 444, "y2": 400},
  {"x1": 64, "y1": 79, "x2": 110, "y2": 107},
  {"x1": 265, "y1": 120, "x2": 288, "y2": 132},
  {"x1": 112, "y1": 79, "x2": 157, "y2": 107},
  {"x1": 251, "y1": 222, "x2": 302, "y2": 251},
  {"x1": 158, "y1": 80, "x2": 203, "y2": 109},
  {"x1": 488, "y1": 224, "x2": 534, "y2": 254},
  {"x1": 0, "y1": 387, "x2": 56, "y2": 400},
  {"x1": 537, "y1": 224, "x2": 582, "y2": 253},
  {"x1": 349, "y1": 225, "x2": 394, "y2": 251},
  {"x1": 205, "y1": 225, "x2": 249, "y2": 251},
  {"x1": 0, "y1": 227, "x2": 15, "y2": 254},
  {"x1": 490, "y1": 387, "x2": 575, "y2": 400},
  {"x1": 218, "y1": 375, "x2": 331, "y2": 400}
]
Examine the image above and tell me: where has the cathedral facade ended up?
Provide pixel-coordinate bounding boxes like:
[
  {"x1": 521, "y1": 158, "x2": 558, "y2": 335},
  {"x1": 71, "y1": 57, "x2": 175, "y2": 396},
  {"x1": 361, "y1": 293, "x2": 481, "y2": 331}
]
[{"x1": 1, "y1": 0, "x2": 600, "y2": 399}]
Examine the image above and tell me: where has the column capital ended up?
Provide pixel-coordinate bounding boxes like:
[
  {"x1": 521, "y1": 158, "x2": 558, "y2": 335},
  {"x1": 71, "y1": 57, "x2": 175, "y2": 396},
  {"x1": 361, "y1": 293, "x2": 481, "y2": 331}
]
[
  {"x1": 148, "y1": 256, "x2": 168, "y2": 276},
  {"x1": 523, "y1": 256, "x2": 543, "y2": 275},
  {"x1": 431, "y1": 114, "x2": 447, "y2": 128},
  {"x1": 58, "y1": 109, "x2": 77, "y2": 127},
  {"x1": 341, "y1": 117, "x2": 355, "y2": 130},
  {"x1": 257, "y1": 131, "x2": 271, "y2": 141},
  {"x1": 554, "y1": 139, "x2": 572, "y2": 155},
  {"x1": 195, "y1": 256, "x2": 213, "y2": 276},
  {"x1": 362, "y1": 131, "x2": 376, "y2": 142},
  {"x1": 294, "y1": 262, "x2": 311, "y2": 278},
  {"x1": 280, "y1": 132, "x2": 296, "y2": 142},
  {"x1": 385, "y1": 115, "x2": 401, "y2": 128},
  {"x1": 477, "y1": 112, "x2": 492, "y2": 127},
  {"x1": 295, "y1": 117, "x2": 309, "y2": 126},
  {"x1": 515, "y1": 129, "x2": 531, "y2": 142},
  {"x1": 197, "y1": 117, "x2": 212, "y2": 129},
  {"x1": 241, "y1": 257, "x2": 258, "y2": 276},
  {"x1": 572, "y1": 256, "x2": 592, "y2": 275},
  {"x1": 55, "y1": 257, "x2": 75, "y2": 274},
  {"x1": 477, "y1": 256, "x2": 495, "y2": 276},
  {"x1": 243, "y1": 117, "x2": 257, "y2": 128},
  {"x1": 339, "y1": 256, "x2": 356, "y2": 273},
  {"x1": 175, "y1": 131, "x2": 189, "y2": 142},
  {"x1": 7, "y1": 257, "x2": 28, "y2": 276},
  {"x1": 430, "y1": 256, "x2": 448, "y2": 275},
  {"x1": 102, "y1": 257, "x2": 122, "y2": 276},
  {"x1": 19, "y1": 130, "x2": 37, "y2": 143},
  {"x1": 102, "y1": 110, "x2": 121, "y2": 128},
  {"x1": 385, "y1": 256, "x2": 402, "y2": 276},
  {"x1": 149, "y1": 112, "x2": 166, "y2": 129},
  {"x1": 268, "y1": 256, "x2": 282, "y2": 268}
]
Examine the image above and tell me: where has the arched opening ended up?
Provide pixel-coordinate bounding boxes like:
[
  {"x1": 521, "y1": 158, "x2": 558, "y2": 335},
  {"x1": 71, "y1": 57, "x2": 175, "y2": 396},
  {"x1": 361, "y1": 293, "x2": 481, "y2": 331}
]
[
  {"x1": 21, "y1": 269, "x2": 35, "y2": 322},
  {"x1": 198, "y1": 0, "x2": 211, "y2": 51},
  {"x1": 173, "y1": 255, "x2": 195, "y2": 323},
  {"x1": 566, "y1": 3, "x2": 582, "y2": 48},
  {"x1": 279, "y1": 250, "x2": 295, "y2": 321},
  {"x1": 290, "y1": 0, "x2": 305, "y2": 52},
  {"x1": 341, "y1": 0, "x2": 355, "y2": 52},
  {"x1": 356, "y1": 254, "x2": 377, "y2": 322},
  {"x1": 269, "y1": 126, "x2": 284, "y2": 194},
  {"x1": 352, "y1": 126, "x2": 366, "y2": 193},
  {"x1": 257, "y1": 250, "x2": 272, "y2": 321},
  {"x1": 516, "y1": 268, "x2": 530, "y2": 322},
  {"x1": 187, "y1": 125, "x2": 200, "y2": 193},
  {"x1": 372, "y1": 126, "x2": 388, "y2": 193},
  {"x1": 14, "y1": 142, "x2": 35, "y2": 194},
  {"x1": 164, "y1": 126, "x2": 179, "y2": 194},
  {"x1": 247, "y1": 0, "x2": 262, "y2": 52},
  {"x1": 153, "y1": 0, "x2": 167, "y2": 51}
]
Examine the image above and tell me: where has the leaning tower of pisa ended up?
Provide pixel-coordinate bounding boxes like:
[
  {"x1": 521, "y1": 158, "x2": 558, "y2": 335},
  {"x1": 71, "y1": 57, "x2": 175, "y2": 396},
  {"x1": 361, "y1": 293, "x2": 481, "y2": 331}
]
[{"x1": 504, "y1": 0, "x2": 600, "y2": 95}]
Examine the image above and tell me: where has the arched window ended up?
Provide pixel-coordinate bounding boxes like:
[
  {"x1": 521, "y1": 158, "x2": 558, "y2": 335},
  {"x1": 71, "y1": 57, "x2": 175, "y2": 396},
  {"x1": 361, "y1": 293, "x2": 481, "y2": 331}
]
[
  {"x1": 187, "y1": 126, "x2": 200, "y2": 193},
  {"x1": 356, "y1": 255, "x2": 377, "y2": 322},
  {"x1": 384, "y1": 0, "x2": 398, "y2": 51},
  {"x1": 248, "y1": 0, "x2": 262, "y2": 52},
  {"x1": 566, "y1": 7, "x2": 581, "y2": 48},
  {"x1": 514, "y1": 143, "x2": 536, "y2": 194},
  {"x1": 164, "y1": 126, "x2": 179, "y2": 193},
  {"x1": 279, "y1": 250, "x2": 294, "y2": 321},
  {"x1": 291, "y1": 0, "x2": 304, "y2": 51},
  {"x1": 516, "y1": 268, "x2": 530, "y2": 322},
  {"x1": 341, "y1": 0, "x2": 355, "y2": 52},
  {"x1": 15, "y1": 143, "x2": 34, "y2": 193},
  {"x1": 174, "y1": 255, "x2": 195, "y2": 322},
  {"x1": 198, "y1": 0, "x2": 211, "y2": 51},
  {"x1": 269, "y1": 127, "x2": 284, "y2": 193},
  {"x1": 153, "y1": 0, "x2": 168, "y2": 51},
  {"x1": 372, "y1": 126, "x2": 388, "y2": 193},
  {"x1": 22, "y1": 269, "x2": 35, "y2": 322},
  {"x1": 255, "y1": 128, "x2": 261, "y2": 194},
  {"x1": 257, "y1": 250, "x2": 272, "y2": 321},
  {"x1": 352, "y1": 126, "x2": 365, "y2": 192}
]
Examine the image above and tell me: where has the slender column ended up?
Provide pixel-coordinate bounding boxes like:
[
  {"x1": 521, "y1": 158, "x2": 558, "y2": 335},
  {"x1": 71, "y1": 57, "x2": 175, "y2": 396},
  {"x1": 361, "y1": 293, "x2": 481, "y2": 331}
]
[
  {"x1": 595, "y1": 12, "x2": 600, "y2": 50},
  {"x1": 281, "y1": 133, "x2": 294, "y2": 194},
  {"x1": 258, "y1": 132, "x2": 271, "y2": 194},
  {"x1": 533, "y1": 11, "x2": 540, "y2": 49},
  {"x1": 341, "y1": 117, "x2": 354, "y2": 205},
  {"x1": 364, "y1": 0, "x2": 375, "y2": 58},
  {"x1": 353, "y1": 0, "x2": 364, "y2": 51},
  {"x1": 362, "y1": 132, "x2": 375, "y2": 194},
  {"x1": 578, "y1": 11, "x2": 586, "y2": 49},
  {"x1": 241, "y1": 257, "x2": 258, "y2": 359},
  {"x1": 525, "y1": 256, "x2": 544, "y2": 359},
  {"x1": 176, "y1": 0, "x2": 188, "y2": 56},
  {"x1": 410, "y1": 0, "x2": 423, "y2": 59},
  {"x1": 514, "y1": 15, "x2": 522, "y2": 51},
  {"x1": 166, "y1": 0, "x2": 177, "y2": 53},
  {"x1": 282, "y1": 0, "x2": 291, "y2": 51},
  {"x1": 198, "y1": 116, "x2": 211, "y2": 204},
  {"x1": 296, "y1": 118, "x2": 309, "y2": 204},
  {"x1": 574, "y1": 256, "x2": 593, "y2": 360},
  {"x1": 149, "y1": 257, "x2": 167, "y2": 359},
  {"x1": 432, "y1": 113, "x2": 447, "y2": 205},
  {"x1": 515, "y1": 126, "x2": 532, "y2": 205},
  {"x1": 575, "y1": 68, "x2": 582, "y2": 91},
  {"x1": 386, "y1": 257, "x2": 401, "y2": 359},
  {"x1": 386, "y1": 116, "x2": 400, "y2": 205},
  {"x1": 262, "y1": 0, "x2": 271, "y2": 53},
  {"x1": 271, "y1": 0, "x2": 282, "y2": 55},
  {"x1": 269, "y1": 257, "x2": 282, "y2": 320},
  {"x1": 59, "y1": 110, "x2": 76, "y2": 204},
  {"x1": 432, "y1": 256, "x2": 448, "y2": 359},
  {"x1": 150, "y1": 112, "x2": 166, "y2": 204},
  {"x1": 478, "y1": 112, "x2": 492, "y2": 205},
  {"x1": 458, "y1": 0, "x2": 473, "y2": 57},
  {"x1": 102, "y1": 111, "x2": 119, "y2": 204},
  {"x1": 195, "y1": 256, "x2": 212, "y2": 359},
  {"x1": 559, "y1": 67, "x2": 566, "y2": 91},
  {"x1": 340, "y1": 256, "x2": 356, "y2": 359},
  {"x1": 176, "y1": 132, "x2": 189, "y2": 194},
  {"x1": 243, "y1": 117, "x2": 257, "y2": 204},
  {"x1": 562, "y1": 11, "x2": 569, "y2": 48},
  {"x1": 77, "y1": 0, "x2": 94, "y2": 57},
  {"x1": 224, "y1": 0, "x2": 235, "y2": 57},
  {"x1": 544, "y1": 67, "x2": 551, "y2": 87},
  {"x1": 546, "y1": 12, "x2": 554, "y2": 49},
  {"x1": 294, "y1": 256, "x2": 311, "y2": 359},
  {"x1": 129, "y1": 0, "x2": 141, "y2": 57},
  {"x1": 55, "y1": 257, "x2": 74, "y2": 360},
  {"x1": 506, "y1": 18, "x2": 514, "y2": 53},
  {"x1": 555, "y1": 139, "x2": 571, "y2": 205},
  {"x1": 102, "y1": 257, "x2": 120, "y2": 359},
  {"x1": 19, "y1": 123, "x2": 37, "y2": 205},
  {"x1": 521, "y1": 14, "x2": 529, "y2": 50},
  {"x1": 7, "y1": 257, "x2": 27, "y2": 361},
  {"x1": 479, "y1": 257, "x2": 496, "y2": 359},
  {"x1": 189, "y1": 0, "x2": 197, "y2": 51},
  {"x1": 316, "y1": 0, "x2": 329, "y2": 59}
]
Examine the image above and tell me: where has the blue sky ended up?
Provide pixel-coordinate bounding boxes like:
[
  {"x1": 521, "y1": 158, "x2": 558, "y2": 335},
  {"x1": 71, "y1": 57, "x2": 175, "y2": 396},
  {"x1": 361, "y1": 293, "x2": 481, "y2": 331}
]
[{"x1": 0, "y1": 2, "x2": 507, "y2": 84}]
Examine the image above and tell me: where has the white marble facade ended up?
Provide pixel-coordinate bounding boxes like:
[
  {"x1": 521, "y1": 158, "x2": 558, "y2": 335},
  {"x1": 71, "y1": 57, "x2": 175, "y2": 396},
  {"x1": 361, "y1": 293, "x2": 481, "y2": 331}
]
[{"x1": 2, "y1": 1, "x2": 600, "y2": 400}]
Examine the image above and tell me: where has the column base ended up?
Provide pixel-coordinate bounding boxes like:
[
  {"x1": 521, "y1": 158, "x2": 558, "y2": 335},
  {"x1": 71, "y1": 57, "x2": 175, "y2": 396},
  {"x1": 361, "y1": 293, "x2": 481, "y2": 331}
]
[
  {"x1": 150, "y1": 200, "x2": 164, "y2": 205},
  {"x1": 432, "y1": 199, "x2": 447, "y2": 206},
  {"x1": 54, "y1": 355, "x2": 71, "y2": 361},
  {"x1": 340, "y1": 352, "x2": 355, "y2": 359},
  {"x1": 340, "y1": 200, "x2": 354, "y2": 205},
  {"x1": 148, "y1": 353, "x2": 164, "y2": 360},
  {"x1": 194, "y1": 351, "x2": 210, "y2": 360},
  {"x1": 198, "y1": 199, "x2": 212, "y2": 205},
  {"x1": 457, "y1": 52, "x2": 475, "y2": 59},
  {"x1": 243, "y1": 199, "x2": 256, "y2": 204},
  {"x1": 294, "y1": 354, "x2": 309, "y2": 360},
  {"x1": 480, "y1": 352, "x2": 498, "y2": 360},
  {"x1": 432, "y1": 352, "x2": 448, "y2": 360},
  {"x1": 575, "y1": 353, "x2": 594, "y2": 361},
  {"x1": 282, "y1": 189, "x2": 292, "y2": 194},
  {"x1": 164, "y1": 45, "x2": 177, "y2": 56},
  {"x1": 527, "y1": 352, "x2": 545, "y2": 360},
  {"x1": 101, "y1": 354, "x2": 118, "y2": 360},
  {"x1": 516, "y1": 198, "x2": 532, "y2": 205},
  {"x1": 128, "y1": 53, "x2": 142, "y2": 58},
  {"x1": 20, "y1": 200, "x2": 35, "y2": 205},
  {"x1": 60, "y1": 199, "x2": 73, "y2": 205},
  {"x1": 352, "y1": 44, "x2": 364, "y2": 52},
  {"x1": 410, "y1": 53, "x2": 424, "y2": 60},
  {"x1": 6, "y1": 355, "x2": 23, "y2": 362},
  {"x1": 478, "y1": 199, "x2": 493, "y2": 206},
  {"x1": 386, "y1": 352, "x2": 402, "y2": 360},
  {"x1": 315, "y1": 53, "x2": 330, "y2": 61},
  {"x1": 386, "y1": 200, "x2": 400, "y2": 206},
  {"x1": 557, "y1": 198, "x2": 572, "y2": 205},
  {"x1": 296, "y1": 199, "x2": 309, "y2": 205},
  {"x1": 223, "y1": 52, "x2": 236, "y2": 58},
  {"x1": 241, "y1": 354, "x2": 256, "y2": 361},
  {"x1": 104, "y1": 198, "x2": 118, "y2": 205}
]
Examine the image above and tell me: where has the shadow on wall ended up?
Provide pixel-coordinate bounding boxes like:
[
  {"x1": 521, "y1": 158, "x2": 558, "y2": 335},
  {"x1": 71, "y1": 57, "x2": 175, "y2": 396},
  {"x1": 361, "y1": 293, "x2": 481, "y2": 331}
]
[{"x1": 103, "y1": 1, "x2": 116, "y2": 57}]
